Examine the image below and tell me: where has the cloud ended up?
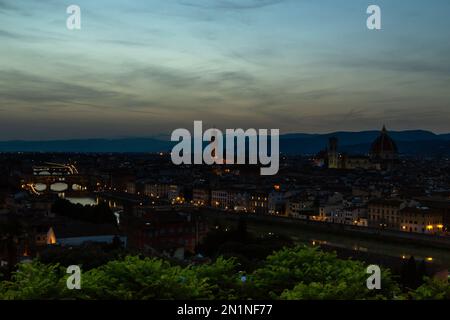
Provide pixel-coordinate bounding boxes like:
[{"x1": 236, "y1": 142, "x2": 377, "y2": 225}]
[
  {"x1": 0, "y1": 0, "x2": 16, "y2": 11},
  {"x1": 0, "y1": 29, "x2": 20, "y2": 39},
  {"x1": 1, "y1": 0, "x2": 450, "y2": 138},
  {"x1": 0, "y1": 70, "x2": 161, "y2": 114},
  {"x1": 0, "y1": 70, "x2": 114, "y2": 103},
  {"x1": 114, "y1": 62, "x2": 264, "y2": 100},
  {"x1": 0, "y1": 0, "x2": 34, "y2": 16},
  {"x1": 298, "y1": 88, "x2": 339, "y2": 101},
  {"x1": 0, "y1": 28, "x2": 66, "y2": 42},
  {"x1": 178, "y1": 0, "x2": 285, "y2": 10},
  {"x1": 331, "y1": 55, "x2": 450, "y2": 78},
  {"x1": 99, "y1": 39, "x2": 152, "y2": 47}
]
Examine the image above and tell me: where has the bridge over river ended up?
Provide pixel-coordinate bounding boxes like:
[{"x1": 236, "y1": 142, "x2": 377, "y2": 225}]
[{"x1": 22, "y1": 162, "x2": 92, "y2": 195}]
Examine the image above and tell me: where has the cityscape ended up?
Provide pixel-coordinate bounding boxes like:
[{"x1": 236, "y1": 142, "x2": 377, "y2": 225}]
[
  {"x1": 1, "y1": 0, "x2": 450, "y2": 305},
  {"x1": 1, "y1": 126, "x2": 450, "y2": 300}
]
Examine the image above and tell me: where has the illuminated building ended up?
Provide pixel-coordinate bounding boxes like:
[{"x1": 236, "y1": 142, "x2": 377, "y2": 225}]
[
  {"x1": 249, "y1": 191, "x2": 270, "y2": 215},
  {"x1": 399, "y1": 206, "x2": 444, "y2": 234},
  {"x1": 192, "y1": 188, "x2": 210, "y2": 206}
]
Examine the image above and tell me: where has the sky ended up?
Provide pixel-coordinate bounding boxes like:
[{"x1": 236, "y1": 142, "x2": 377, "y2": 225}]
[{"x1": 0, "y1": 0, "x2": 449, "y2": 140}]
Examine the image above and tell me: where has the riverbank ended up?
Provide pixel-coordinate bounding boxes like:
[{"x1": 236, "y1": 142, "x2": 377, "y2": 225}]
[
  {"x1": 198, "y1": 209, "x2": 450, "y2": 270},
  {"x1": 199, "y1": 209, "x2": 450, "y2": 250}
]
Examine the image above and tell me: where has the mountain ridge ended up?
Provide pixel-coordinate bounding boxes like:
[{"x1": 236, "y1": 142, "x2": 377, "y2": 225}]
[{"x1": 1, "y1": 130, "x2": 449, "y2": 155}]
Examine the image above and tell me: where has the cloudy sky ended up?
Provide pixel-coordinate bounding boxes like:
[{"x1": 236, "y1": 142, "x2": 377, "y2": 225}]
[{"x1": 0, "y1": 0, "x2": 449, "y2": 140}]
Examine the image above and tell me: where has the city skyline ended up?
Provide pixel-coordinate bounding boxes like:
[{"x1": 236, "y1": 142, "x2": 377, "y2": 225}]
[{"x1": 1, "y1": 0, "x2": 450, "y2": 140}]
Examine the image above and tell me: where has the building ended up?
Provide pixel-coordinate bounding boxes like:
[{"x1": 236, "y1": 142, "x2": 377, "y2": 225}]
[
  {"x1": 125, "y1": 181, "x2": 136, "y2": 194},
  {"x1": 268, "y1": 190, "x2": 286, "y2": 216},
  {"x1": 249, "y1": 191, "x2": 269, "y2": 215},
  {"x1": 399, "y1": 207, "x2": 444, "y2": 234},
  {"x1": 144, "y1": 183, "x2": 170, "y2": 198},
  {"x1": 211, "y1": 189, "x2": 248, "y2": 211},
  {"x1": 231, "y1": 190, "x2": 249, "y2": 212},
  {"x1": 329, "y1": 206, "x2": 368, "y2": 226},
  {"x1": 326, "y1": 126, "x2": 399, "y2": 170},
  {"x1": 34, "y1": 220, "x2": 126, "y2": 247},
  {"x1": 344, "y1": 156, "x2": 373, "y2": 170},
  {"x1": 211, "y1": 190, "x2": 233, "y2": 210},
  {"x1": 369, "y1": 125, "x2": 399, "y2": 161},
  {"x1": 369, "y1": 125, "x2": 399, "y2": 170},
  {"x1": 127, "y1": 210, "x2": 208, "y2": 256},
  {"x1": 327, "y1": 137, "x2": 372, "y2": 170},
  {"x1": 292, "y1": 209, "x2": 316, "y2": 220},
  {"x1": 168, "y1": 185, "x2": 183, "y2": 203},
  {"x1": 286, "y1": 195, "x2": 315, "y2": 219},
  {"x1": 317, "y1": 192, "x2": 344, "y2": 222},
  {"x1": 414, "y1": 197, "x2": 450, "y2": 232},
  {"x1": 368, "y1": 198, "x2": 406, "y2": 229},
  {"x1": 192, "y1": 188, "x2": 210, "y2": 206},
  {"x1": 327, "y1": 137, "x2": 339, "y2": 169}
]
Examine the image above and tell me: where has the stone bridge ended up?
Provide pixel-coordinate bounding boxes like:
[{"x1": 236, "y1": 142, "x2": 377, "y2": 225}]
[{"x1": 22, "y1": 162, "x2": 92, "y2": 195}]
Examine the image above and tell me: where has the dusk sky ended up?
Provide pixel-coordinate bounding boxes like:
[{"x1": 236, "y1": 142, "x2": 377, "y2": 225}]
[{"x1": 1, "y1": 0, "x2": 449, "y2": 140}]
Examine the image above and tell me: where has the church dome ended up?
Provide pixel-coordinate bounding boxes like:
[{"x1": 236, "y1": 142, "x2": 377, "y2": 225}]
[{"x1": 370, "y1": 126, "x2": 398, "y2": 159}]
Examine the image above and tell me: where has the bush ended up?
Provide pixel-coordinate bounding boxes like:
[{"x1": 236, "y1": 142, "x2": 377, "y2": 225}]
[
  {"x1": 411, "y1": 278, "x2": 450, "y2": 300},
  {"x1": 72, "y1": 256, "x2": 212, "y2": 300},
  {"x1": 0, "y1": 261, "x2": 66, "y2": 300},
  {"x1": 3, "y1": 246, "x2": 446, "y2": 300},
  {"x1": 247, "y1": 246, "x2": 400, "y2": 300}
]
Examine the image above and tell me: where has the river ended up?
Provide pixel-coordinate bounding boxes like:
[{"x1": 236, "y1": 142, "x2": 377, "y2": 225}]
[{"x1": 62, "y1": 196, "x2": 450, "y2": 269}]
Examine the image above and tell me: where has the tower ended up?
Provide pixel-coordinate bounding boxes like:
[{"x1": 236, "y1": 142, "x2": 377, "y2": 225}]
[{"x1": 328, "y1": 137, "x2": 339, "y2": 169}]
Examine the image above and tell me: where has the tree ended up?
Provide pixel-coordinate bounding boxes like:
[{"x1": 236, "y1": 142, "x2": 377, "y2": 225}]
[
  {"x1": 0, "y1": 216, "x2": 28, "y2": 278},
  {"x1": 401, "y1": 256, "x2": 418, "y2": 289},
  {"x1": 416, "y1": 260, "x2": 427, "y2": 287},
  {"x1": 194, "y1": 256, "x2": 242, "y2": 299},
  {"x1": 236, "y1": 217, "x2": 247, "y2": 242},
  {"x1": 6, "y1": 246, "x2": 449, "y2": 300},
  {"x1": 0, "y1": 261, "x2": 66, "y2": 300},
  {"x1": 246, "y1": 246, "x2": 400, "y2": 300},
  {"x1": 411, "y1": 278, "x2": 450, "y2": 300},
  {"x1": 51, "y1": 199, "x2": 116, "y2": 225}
]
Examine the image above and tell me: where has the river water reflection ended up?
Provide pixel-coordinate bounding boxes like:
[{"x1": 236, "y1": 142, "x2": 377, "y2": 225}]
[
  {"x1": 62, "y1": 195, "x2": 121, "y2": 209},
  {"x1": 62, "y1": 196, "x2": 450, "y2": 269},
  {"x1": 245, "y1": 223, "x2": 450, "y2": 269}
]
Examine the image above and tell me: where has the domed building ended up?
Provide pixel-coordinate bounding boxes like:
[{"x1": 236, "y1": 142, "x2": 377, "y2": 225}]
[
  {"x1": 323, "y1": 125, "x2": 399, "y2": 171},
  {"x1": 369, "y1": 125, "x2": 398, "y2": 160}
]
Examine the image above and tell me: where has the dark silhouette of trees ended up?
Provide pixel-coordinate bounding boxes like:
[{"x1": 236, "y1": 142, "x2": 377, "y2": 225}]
[
  {"x1": 51, "y1": 199, "x2": 116, "y2": 225},
  {"x1": 401, "y1": 256, "x2": 417, "y2": 289},
  {"x1": 401, "y1": 256, "x2": 427, "y2": 290},
  {"x1": 0, "y1": 216, "x2": 28, "y2": 279},
  {"x1": 197, "y1": 219, "x2": 293, "y2": 271},
  {"x1": 0, "y1": 246, "x2": 407, "y2": 300}
]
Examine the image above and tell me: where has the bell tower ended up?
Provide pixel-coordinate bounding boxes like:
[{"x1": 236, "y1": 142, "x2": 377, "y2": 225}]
[{"x1": 328, "y1": 137, "x2": 339, "y2": 169}]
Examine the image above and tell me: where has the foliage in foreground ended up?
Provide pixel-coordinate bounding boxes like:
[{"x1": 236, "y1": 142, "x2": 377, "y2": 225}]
[
  {"x1": 250, "y1": 246, "x2": 400, "y2": 300},
  {"x1": 411, "y1": 278, "x2": 450, "y2": 300},
  {"x1": 0, "y1": 246, "x2": 448, "y2": 300}
]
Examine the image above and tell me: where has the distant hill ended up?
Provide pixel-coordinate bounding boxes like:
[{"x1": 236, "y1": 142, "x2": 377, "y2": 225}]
[
  {"x1": 0, "y1": 138, "x2": 172, "y2": 153},
  {"x1": 340, "y1": 140, "x2": 450, "y2": 157},
  {"x1": 280, "y1": 130, "x2": 450, "y2": 155},
  {"x1": 0, "y1": 130, "x2": 449, "y2": 156}
]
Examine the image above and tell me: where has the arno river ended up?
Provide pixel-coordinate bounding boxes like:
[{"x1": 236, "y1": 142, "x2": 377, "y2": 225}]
[
  {"x1": 65, "y1": 196, "x2": 450, "y2": 270},
  {"x1": 245, "y1": 223, "x2": 450, "y2": 267}
]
